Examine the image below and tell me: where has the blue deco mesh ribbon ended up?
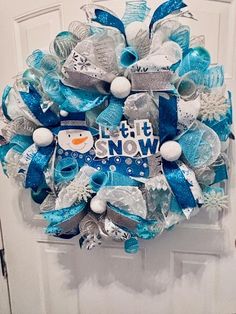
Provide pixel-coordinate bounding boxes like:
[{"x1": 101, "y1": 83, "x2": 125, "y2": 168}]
[
  {"x1": 162, "y1": 160, "x2": 197, "y2": 209},
  {"x1": 159, "y1": 95, "x2": 178, "y2": 144},
  {"x1": 25, "y1": 143, "x2": 55, "y2": 191}
]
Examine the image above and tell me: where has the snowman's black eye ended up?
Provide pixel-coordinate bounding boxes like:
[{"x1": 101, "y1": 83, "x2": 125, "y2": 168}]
[{"x1": 68, "y1": 134, "x2": 71, "y2": 138}]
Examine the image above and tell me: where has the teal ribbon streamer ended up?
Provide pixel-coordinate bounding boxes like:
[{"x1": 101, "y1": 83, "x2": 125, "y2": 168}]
[
  {"x1": 92, "y1": 9, "x2": 126, "y2": 42},
  {"x1": 162, "y1": 160, "x2": 197, "y2": 209},
  {"x1": 25, "y1": 143, "x2": 55, "y2": 191},
  {"x1": 159, "y1": 95, "x2": 178, "y2": 144},
  {"x1": 2, "y1": 85, "x2": 12, "y2": 121}
]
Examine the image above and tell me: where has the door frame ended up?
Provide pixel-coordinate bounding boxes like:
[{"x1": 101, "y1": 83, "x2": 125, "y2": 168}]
[{"x1": 0, "y1": 220, "x2": 12, "y2": 314}]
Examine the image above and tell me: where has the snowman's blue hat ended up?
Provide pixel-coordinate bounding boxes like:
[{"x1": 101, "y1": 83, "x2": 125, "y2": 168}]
[{"x1": 60, "y1": 112, "x2": 99, "y2": 136}]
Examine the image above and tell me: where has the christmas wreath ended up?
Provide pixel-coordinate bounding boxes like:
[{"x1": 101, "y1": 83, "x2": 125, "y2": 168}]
[{"x1": 0, "y1": 0, "x2": 232, "y2": 253}]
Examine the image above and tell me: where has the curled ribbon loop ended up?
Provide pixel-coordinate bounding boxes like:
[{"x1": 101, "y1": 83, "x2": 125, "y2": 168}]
[{"x1": 25, "y1": 143, "x2": 56, "y2": 191}]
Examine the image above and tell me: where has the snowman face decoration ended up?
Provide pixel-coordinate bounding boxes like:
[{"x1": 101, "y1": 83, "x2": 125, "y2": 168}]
[{"x1": 58, "y1": 129, "x2": 94, "y2": 153}]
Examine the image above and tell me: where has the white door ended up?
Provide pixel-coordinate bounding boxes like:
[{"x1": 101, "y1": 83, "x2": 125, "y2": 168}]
[{"x1": 0, "y1": 1, "x2": 236, "y2": 314}]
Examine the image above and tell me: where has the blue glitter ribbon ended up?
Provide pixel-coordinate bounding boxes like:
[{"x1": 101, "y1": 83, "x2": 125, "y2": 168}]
[
  {"x1": 92, "y1": 9, "x2": 126, "y2": 42},
  {"x1": 149, "y1": 0, "x2": 187, "y2": 35},
  {"x1": 20, "y1": 86, "x2": 60, "y2": 127},
  {"x1": 25, "y1": 143, "x2": 56, "y2": 191},
  {"x1": 42, "y1": 201, "x2": 87, "y2": 234},
  {"x1": 162, "y1": 160, "x2": 197, "y2": 209},
  {"x1": 159, "y1": 95, "x2": 178, "y2": 144}
]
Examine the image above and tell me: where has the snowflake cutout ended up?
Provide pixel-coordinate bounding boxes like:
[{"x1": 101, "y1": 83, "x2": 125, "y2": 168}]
[
  {"x1": 104, "y1": 218, "x2": 130, "y2": 241},
  {"x1": 203, "y1": 189, "x2": 228, "y2": 212},
  {"x1": 199, "y1": 89, "x2": 228, "y2": 121},
  {"x1": 82, "y1": 234, "x2": 102, "y2": 250},
  {"x1": 77, "y1": 56, "x2": 91, "y2": 71},
  {"x1": 70, "y1": 181, "x2": 93, "y2": 203}
]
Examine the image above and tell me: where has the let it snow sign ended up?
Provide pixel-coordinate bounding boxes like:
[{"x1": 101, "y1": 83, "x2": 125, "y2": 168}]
[{"x1": 95, "y1": 119, "x2": 159, "y2": 158}]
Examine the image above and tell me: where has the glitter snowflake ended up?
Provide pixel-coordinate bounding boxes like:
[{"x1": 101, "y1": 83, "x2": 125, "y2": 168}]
[
  {"x1": 199, "y1": 89, "x2": 229, "y2": 121},
  {"x1": 203, "y1": 189, "x2": 228, "y2": 212},
  {"x1": 70, "y1": 181, "x2": 93, "y2": 203}
]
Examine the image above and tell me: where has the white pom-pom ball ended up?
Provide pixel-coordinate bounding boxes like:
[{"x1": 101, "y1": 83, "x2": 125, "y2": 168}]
[
  {"x1": 60, "y1": 110, "x2": 69, "y2": 117},
  {"x1": 125, "y1": 21, "x2": 145, "y2": 44},
  {"x1": 33, "y1": 128, "x2": 54, "y2": 147},
  {"x1": 160, "y1": 141, "x2": 182, "y2": 162},
  {"x1": 90, "y1": 197, "x2": 107, "y2": 214},
  {"x1": 110, "y1": 77, "x2": 131, "y2": 99}
]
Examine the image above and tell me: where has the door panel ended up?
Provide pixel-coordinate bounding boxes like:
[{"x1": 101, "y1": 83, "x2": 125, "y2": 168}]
[{"x1": 0, "y1": 1, "x2": 236, "y2": 314}]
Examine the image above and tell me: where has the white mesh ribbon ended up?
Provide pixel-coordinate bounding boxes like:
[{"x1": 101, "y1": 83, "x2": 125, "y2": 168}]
[{"x1": 96, "y1": 186, "x2": 147, "y2": 218}]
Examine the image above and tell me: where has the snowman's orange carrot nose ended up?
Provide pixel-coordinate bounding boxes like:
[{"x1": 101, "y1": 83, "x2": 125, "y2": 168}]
[{"x1": 72, "y1": 137, "x2": 88, "y2": 145}]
